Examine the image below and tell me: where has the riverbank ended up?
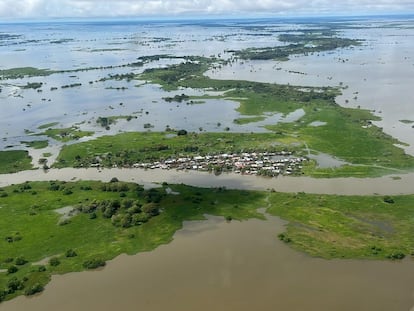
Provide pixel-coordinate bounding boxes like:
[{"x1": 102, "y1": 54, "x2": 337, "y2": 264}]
[{"x1": 2, "y1": 167, "x2": 414, "y2": 195}]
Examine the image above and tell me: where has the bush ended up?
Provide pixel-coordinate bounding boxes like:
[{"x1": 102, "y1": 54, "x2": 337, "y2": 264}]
[
  {"x1": 383, "y1": 196, "x2": 395, "y2": 204},
  {"x1": 83, "y1": 258, "x2": 106, "y2": 269},
  {"x1": 38, "y1": 265, "x2": 46, "y2": 272},
  {"x1": 15, "y1": 256, "x2": 28, "y2": 266},
  {"x1": 7, "y1": 277, "x2": 24, "y2": 292},
  {"x1": 49, "y1": 257, "x2": 60, "y2": 266},
  {"x1": 7, "y1": 265, "x2": 18, "y2": 274},
  {"x1": 25, "y1": 283, "x2": 44, "y2": 296},
  {"x1": 278, "y1": 233, "x2": 292, "y2": 243},
  {"x1": 387, "y1": 252, "x2": 405, "y2": 260},
  {"x1": 177, "y1": 129, "x2": 188, "y2": 136},
  {"x1": 65, "y1": 249, "x2": 77, "y2": 258}
]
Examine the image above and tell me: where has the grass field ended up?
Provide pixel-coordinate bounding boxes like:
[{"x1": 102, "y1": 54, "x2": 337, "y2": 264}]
[{"x1": 0, "y1": 151, "x2": 32, "y2": 174}]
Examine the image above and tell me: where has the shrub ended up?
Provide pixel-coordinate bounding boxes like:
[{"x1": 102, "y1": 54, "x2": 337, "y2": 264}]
[
  {"x1": 278, "y1": 233, "x2": 292, "y2": 243},
  {"x1": 83, "y1": 258, "x2": 106, "y2": 269},
  {"x1": 38, "y1": 265, "x2": 46, "y2": 272},
  {"x1": 15, "y1": 256, "x2": 28, "y2": 266},
  {"x1": 25, "y1": 283, "x2": 44, "y2": 296},
  {"x1": 383, "y1": 196, "x2": 395, "y2": 204},
  {"x1": 7, "y1": 277, "x2": 24, "y2": 292},
  {"x1": 177, "y1": 129, "x2": 188, "y2": 136},
  {"x1": 49, "y1": 257, "x2": 60, "y2": 266},
  {"x1": 65, "y1": 249, "x2": 77, "y2": 258},
  {"x1": 387, "y1": 252, "x2": 405, "y2": 260},
  {"x1": 7, "y1": 265, "x2": 18, "y2": 274}
]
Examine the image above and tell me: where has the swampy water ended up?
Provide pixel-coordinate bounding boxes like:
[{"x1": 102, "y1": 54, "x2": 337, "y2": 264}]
[{"x1": 3, "y1": 214, "x2": 414, "y2": 311}]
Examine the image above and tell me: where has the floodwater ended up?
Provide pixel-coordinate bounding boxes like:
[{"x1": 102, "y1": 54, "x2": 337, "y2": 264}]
[
  {"x1": 1, "y1": 167, "x2": 414, "y2": 195},
  {"x1": 3, "y1": 214, "x2": 414, "y2": 311}
]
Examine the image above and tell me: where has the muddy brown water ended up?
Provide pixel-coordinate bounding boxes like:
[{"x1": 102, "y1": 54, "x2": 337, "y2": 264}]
[
  {"x1": 2, "y1": 168, "x2": 414, "y2": 195},
  {"x1": 2, "y1": 214, "x2": 414, "y2": 311}
]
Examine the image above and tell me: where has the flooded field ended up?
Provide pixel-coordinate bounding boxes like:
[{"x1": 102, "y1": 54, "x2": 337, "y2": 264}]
[
  {"x1": 1, "y1": 17, "x2": 414, "y2": 154},
  {"x1": 3, "y1": 214, "x2": 414, "y2": 311}
]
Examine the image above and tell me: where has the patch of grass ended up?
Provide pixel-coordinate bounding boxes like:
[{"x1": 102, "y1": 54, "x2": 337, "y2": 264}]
[
  {"x1": 266, "y1": 192, "x2": 414, "y2": 259},
  {"x1": 233, "y1": 116, "x2": 266, "y2": 124},
  {"x1": 0, "y1": 151, "x2": 32, "y2": 174},
  {"x1": 21, "y1": 140, "x2": 48, "y2": 149},
  {"x1": 36, "y1": 127, "x2": 94, "y2": 142},
  {"x1": 38, "y1": 122, "x2": 59, "y2": 130},
  {"x1": 0, "y1": 67, "x2": 55, "y2": 79}
]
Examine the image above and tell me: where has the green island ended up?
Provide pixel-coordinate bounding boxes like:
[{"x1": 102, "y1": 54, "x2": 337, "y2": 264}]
[
  {"x1": 0, "y1": 180, "x2": 413, "y2": 302},
  {"x1": 230, "y1": 31, "x2": 361, "y2": 61},
  {"x1": 20, "y1": 140, "x2": 48, "y2": 149},
  {"x1": 36, "y1": 127, "x2": 94, "y2": 143}
]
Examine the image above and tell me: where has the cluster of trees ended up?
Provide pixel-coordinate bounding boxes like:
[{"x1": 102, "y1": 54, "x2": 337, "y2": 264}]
[
  {"x1": 75, "y1": 185, "x2": 164, "y2": 228},
  {"x1": 163, "y1": 93, "x2": 190, "y2": 103}
]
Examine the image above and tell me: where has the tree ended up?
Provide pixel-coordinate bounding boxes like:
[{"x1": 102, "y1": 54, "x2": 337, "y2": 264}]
[
  {"x1": 49, "y1": 257, "x2": 60, "y2": 266},
  {"x1": 7, "y1": 265, "x2": 18, "y2": 274},
  {"x1": 15, "y1": 256, "x2": 28, "y2": 266}
]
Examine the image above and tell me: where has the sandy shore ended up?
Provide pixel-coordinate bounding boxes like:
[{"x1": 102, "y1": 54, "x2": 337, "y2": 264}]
[{"x1": 1, "y1": 167, "x2": 414, "y2": 195}]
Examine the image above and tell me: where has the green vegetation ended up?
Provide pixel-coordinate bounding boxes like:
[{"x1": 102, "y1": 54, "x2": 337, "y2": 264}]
[
  {"x1": 233, "y1": 116, "x2": 266, "y2": 124},
  {"x1": 231, "y1": 32, "x2": 361, "y2": 61},
  {"x1": 400, "y1": 119, "x2": 414, "y2": 124},
  {"x1": 21, "y1": 82, "x2": 43, "y2": 89},
  {"x1": 21, "y1": 140, "x2": 48, "y2": 149},
  {"x1": 54, "y1": 132, "x2": 300, "y2": 168},
  {"x1": 0, "y1": 151, "x2": 32, "y2": 174},
  {"x1": 0, "y1": 67, "x2": 55, "y2": 80},
  {"x1": 267, "y1": 192, "x2": 414, "y2": 259},
  {"x1": 37, "y1": 127, "x2": 94, "y2": 142},
  {"x1": 38, "y1": 122, "x2": 59, "y2": 130},
  {"x1": 0, "y1": 180, "x2": 264, "y2": 302},
  {"x1": 96, "y1": 116, "x2": 136, "y2": 129},
  {"x1": 139, "y1": 58, "x2": 414, "y2": 177}
]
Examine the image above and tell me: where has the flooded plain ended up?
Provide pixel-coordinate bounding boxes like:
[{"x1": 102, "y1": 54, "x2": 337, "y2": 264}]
[
  {"x1": 2, "y1": 17, "x2": 414, "y2": 310},
  {"x1": 3, "y1": 214, "x2": 414, "y2": 311}
]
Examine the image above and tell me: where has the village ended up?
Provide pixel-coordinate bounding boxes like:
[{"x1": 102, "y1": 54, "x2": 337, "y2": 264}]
[{"x1": 130, "y1": 151, "x2": 308, "y2": 177}]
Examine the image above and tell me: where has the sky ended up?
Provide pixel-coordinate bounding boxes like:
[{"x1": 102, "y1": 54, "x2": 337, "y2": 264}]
[{"x1": 0, "y1": 0, "x2": 413, "y2": 20}]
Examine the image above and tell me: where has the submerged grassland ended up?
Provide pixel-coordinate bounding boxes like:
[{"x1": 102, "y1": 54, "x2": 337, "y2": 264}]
[{"x1": 0, "y1": 180, "x2": 413, "y2": 302}]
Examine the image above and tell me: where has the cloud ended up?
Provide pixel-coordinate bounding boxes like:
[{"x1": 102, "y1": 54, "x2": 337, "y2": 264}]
[{"x1": 0, "y1": 0, "x2": 412, "y2": 19}]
